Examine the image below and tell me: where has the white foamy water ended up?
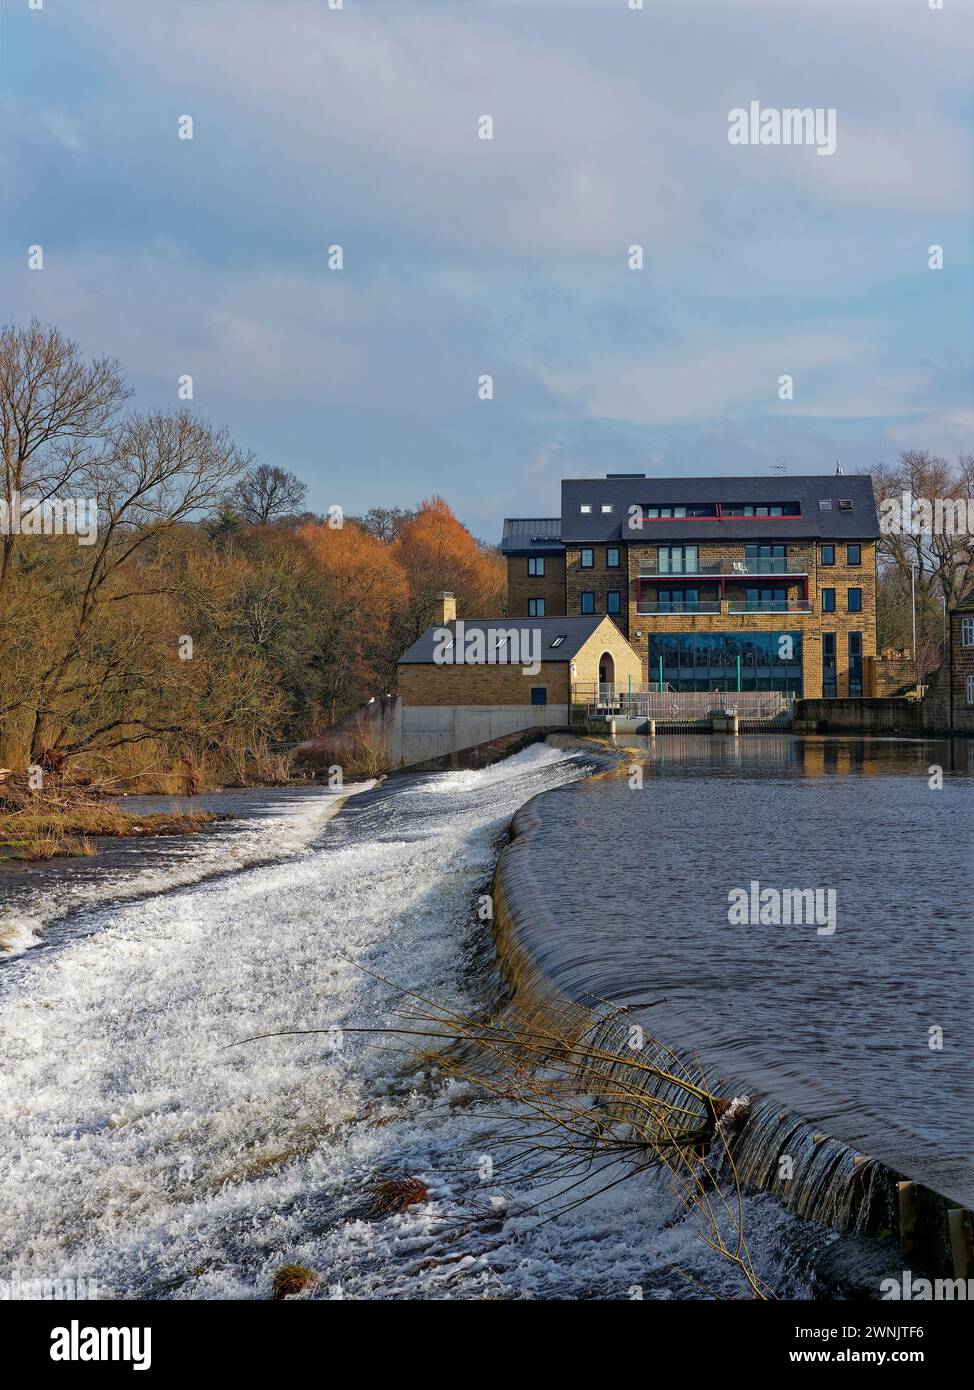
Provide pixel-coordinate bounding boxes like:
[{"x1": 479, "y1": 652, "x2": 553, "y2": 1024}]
[
  {"x1": 0, "y1": 786, "x2": 363, "y2": 958},
  {"x1": 0, "y1": 747, "x2": 812, "y2": 1300}
]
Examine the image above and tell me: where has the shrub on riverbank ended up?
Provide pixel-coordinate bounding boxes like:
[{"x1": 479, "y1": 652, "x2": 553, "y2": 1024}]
[{"x1": 0, "y1": 769, "x2": 216, "y2": 861}]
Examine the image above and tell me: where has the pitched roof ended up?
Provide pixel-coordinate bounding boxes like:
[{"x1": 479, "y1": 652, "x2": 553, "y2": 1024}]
[
  {"x1": 559, "y1": 474, "x2": 879, "y2": 543},
  {"x1": 500, "y1": 517, "x2": 564, "y2": 555},
  {"x1": 954, "y1": 587, "x2": 974, "y2": 612},
  {"x1": 397, "y1": 615, "x2": 607, "y2": 664}
]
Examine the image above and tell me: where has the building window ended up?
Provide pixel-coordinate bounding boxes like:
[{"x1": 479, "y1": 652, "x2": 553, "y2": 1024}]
[
  {"x1": 821, "y1": 544, "x2": 835, "y2": 566},
  {"x1": 968, "y1": 675, "x2": 974, "y2": 706},
  {"x1": 961, "y1": 617, "x2": 974, "y2": 647},
  {"x1": 579, "y1": 504, "x2": 592, "y2": 514},
  {"x1": 601, "y1": 503, "x2": 613, "y2": 514},
  {"x1": 580, "y1": 591, "x2": 596, "y2": 614},
  {"x1": 647, "y1": 631, "x2": 804, "y2": 695},
  {"x1": 607, "y1": 590, "x2": 621, "y2": 614},
  {"x1": 745, "y1": 543, "x2": 786, "y2": 573},
  {"x1": 722, "y1": 502, "x2": 798, "y2": 517},
  {"x1": 530, "y1": 687, "x2": 548, "y2": 706},
  {"x1": 580, "y1": 548, "x2": 594, "y2": 569},
  {"x1": 657, "y1": 588, "x2": 700, "y2": 612},
  {"x1": 849, "y1": 632, "x2": 863, "y2": 697},
  {"x1": 550, "y1": 635, "x2": 566, "y2": 648},
  {"x1": 821, "y1": 588, "x2": 836, "y2": 613},
  {"x1": 658, "y1": 544, "x2": 698, "y2": 575},
  {"x1": 847, "y1": 544, "x2": 861, "y2": 565},
  {"x1": 606, "y1": 547, "x2": 621, "y2": 568},
  {"x1": 527, "y1": 556, "x2": 545, "y2": 577},
  {"x1": 528, "y1": 598, "x2": 545, "y2": 617},
  {"x1": 743, "y1": 587, "x2": 788, "y2": 612},
  {"x1": 847, "y1": 587, "x2": 862, "y2": 613},
  {"x1": 822, "y1": 633, "x2": 837, "y2": 698}
]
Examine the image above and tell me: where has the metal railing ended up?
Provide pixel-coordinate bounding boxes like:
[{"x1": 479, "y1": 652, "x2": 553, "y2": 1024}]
[
  {"x1": 635, "y1": 600, "x2": 722, "y2": 615},
  {"x1": 726, "y1": 600, "x2": 813, "y2": 614},
  {"x1": 635, "y1": 598, "x2": 812, "y2": 615},
  {"x1": 579, "y1": 691, "x2": 796, "y2": 723},
  {"x1": 574, "y1": 681, "x2": 674, "y2": 703},
  {"x1": 638, "y1": 558, "x2": 809, "y2": 578}
]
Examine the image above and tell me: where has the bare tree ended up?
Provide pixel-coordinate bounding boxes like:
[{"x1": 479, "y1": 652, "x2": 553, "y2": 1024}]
[
  {"x1": 351, "y1": 505, "x2": 417, "y2": 543},
  {"x1": 232, "y1": 463, "x2": 308, "y2": 524},
  {"x1": 24, "y1": 410, "x2": 249, "y2": 763},
  {"x1": 870, "y1": 450, "x2": 974, "y2": 609},
  {"x1": 0, "y1": 319, "x2": 129, "y2": 592},
  {"x1": 869, "y1": 449, "x2": 974, "y2": 677}
]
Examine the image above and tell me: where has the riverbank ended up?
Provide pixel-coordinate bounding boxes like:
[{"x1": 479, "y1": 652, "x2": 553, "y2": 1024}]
[{"x1": 0, "y1": 803, "x2": 218, "y2": 863}]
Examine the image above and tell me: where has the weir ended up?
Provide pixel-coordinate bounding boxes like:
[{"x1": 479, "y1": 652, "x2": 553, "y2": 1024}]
[{"x1": 487, "y1": 754, "x2": 970, "y2": 1283}]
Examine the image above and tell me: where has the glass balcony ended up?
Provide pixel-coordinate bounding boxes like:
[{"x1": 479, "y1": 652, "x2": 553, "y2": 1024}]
[
  {"x1": 636, "y1": 600, "x2": 722, "y2": 615},
  {"x1": 727, "y1": 599, "x2": 813, "y2": 614},
  {"x1": 639, "y1": 558, "x2": 808, "y2": 578}
]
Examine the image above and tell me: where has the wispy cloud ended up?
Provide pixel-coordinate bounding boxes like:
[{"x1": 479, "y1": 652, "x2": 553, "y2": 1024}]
[{"x1": 2, "y1": 0, "x2": 971, "y2": 532}]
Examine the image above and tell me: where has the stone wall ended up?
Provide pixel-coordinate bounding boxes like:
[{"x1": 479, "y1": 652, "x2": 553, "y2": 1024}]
[
  {"x1": 506, "y1": 553, "x2": 566, "y2": 616},
  {"x1": 795, "y1": 698, "x2": 921, "y2": 734},
  {"x1": 398, "y1": 661, "x2": 570, "y2": 707},
  {"x1": 564, "y1": 544, "x2": 629, "y2": 635},
  {"x1": 920, "y1": 612, "x2": 974, "y2": 734},
  {"x1": 866, "y1": 651, "x2": 916, "y2": 697},
  {"x1": 571, "y1": 619, "x2": 644, "y2": 692}
]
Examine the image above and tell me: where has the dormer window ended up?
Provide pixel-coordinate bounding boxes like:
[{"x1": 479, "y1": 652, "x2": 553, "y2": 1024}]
[
  {"x1": 579, "y1": 503, "x2": 592, "y2": 514},
  {"x1": 601, "y1": 503, "x2": 613, "y2": 513},
  {"x1": 838, "y1": 499, "x2": 853, "y2": 510},
  {"x1": 818, "y1": 499, "x2": 832, "y2": 510}
]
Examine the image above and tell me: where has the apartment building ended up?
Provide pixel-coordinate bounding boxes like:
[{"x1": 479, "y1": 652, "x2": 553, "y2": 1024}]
[{"x1": 501, "y1": 474, "x2": 880, "y2": 700}]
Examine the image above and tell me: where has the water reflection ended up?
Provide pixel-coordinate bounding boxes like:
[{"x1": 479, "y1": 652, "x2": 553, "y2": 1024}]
[{"x1": 511, "y1": 734, "x2": 974, "y2": 1204}]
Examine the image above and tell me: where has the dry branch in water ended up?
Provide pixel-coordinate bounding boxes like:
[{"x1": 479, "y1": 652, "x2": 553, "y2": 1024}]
[{"x1": 238, "y1": 976, "x2": 769, "y2": 1300}]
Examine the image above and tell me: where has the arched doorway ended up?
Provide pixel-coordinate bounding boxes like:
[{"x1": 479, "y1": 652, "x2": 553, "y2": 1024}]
[{"x1": 598, "y1": 652, "x2": 615, "y2": 702}]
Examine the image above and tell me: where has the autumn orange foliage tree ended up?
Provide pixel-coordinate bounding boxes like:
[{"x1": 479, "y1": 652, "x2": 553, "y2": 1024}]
[
  {"x1": 298, "y1": 520, "x2": 409, "y2": 722},
  {"x1": 392, "y1": 496, "x2": 506, "y2": 648},
  {"x1": 298, "y1": 498, "x2": 505, "y2": 719},
  {"x1": 0, "y1": 320, "x2": 506, "y2": 783}
]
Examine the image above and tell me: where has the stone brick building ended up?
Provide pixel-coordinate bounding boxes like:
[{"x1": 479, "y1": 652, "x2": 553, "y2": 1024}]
[
  {"x1": 922, "y1": 587, "x2": 974, "y2": 734},
  {"x1": 398, "y1": 595, "x2": 642, "y2": 710},
  {"x1": 502, "y1": 473, "x2": 880, "y2": 700}
]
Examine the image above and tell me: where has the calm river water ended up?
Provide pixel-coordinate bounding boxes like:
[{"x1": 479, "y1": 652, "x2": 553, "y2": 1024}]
[{"x1": 509, "y1": 735, "x2": 974, "y2": 1206}]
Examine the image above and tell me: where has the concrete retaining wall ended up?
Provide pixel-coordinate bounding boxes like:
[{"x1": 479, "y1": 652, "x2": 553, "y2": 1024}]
[
  {"x1": 795, "y1": 697, "x2": 922, "y2": 734},
  {"x1": 400, "y1": 703, "x2": 568, "y2": 763}
]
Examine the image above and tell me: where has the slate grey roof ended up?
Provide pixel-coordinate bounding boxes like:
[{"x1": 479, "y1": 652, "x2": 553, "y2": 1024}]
[
  {"x1": 398, "y1": 615, "x2": 606, "y2": 664},
  {"x1": 500, "y1": 517, "x2": 564, "y2": 555},
  {"x1": 558, "y1": 474, "x2": 879, "y2": 543},
  {"x1": 954, "y1": 587, "x2": 974, "y2": 612}
]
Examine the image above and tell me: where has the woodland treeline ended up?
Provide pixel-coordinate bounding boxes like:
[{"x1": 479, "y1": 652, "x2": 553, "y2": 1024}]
[
  {"x1": 1, "y1": 321, "x2": 970, "y2": 790},
  {"x1": 0, "y1": 321, "x2": 503, "y2": 789},
  {"x1": 872, "y1": 449, "x2": 974, "y2": 678}
]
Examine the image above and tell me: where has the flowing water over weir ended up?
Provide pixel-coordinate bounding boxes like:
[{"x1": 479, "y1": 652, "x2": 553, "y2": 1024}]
[
  {"x1": 491, "y1": 733, "x2": 974, "y2": 1276},
  {"x1": 0, "y1": 741, "x2": 956, "y2": 1298}
]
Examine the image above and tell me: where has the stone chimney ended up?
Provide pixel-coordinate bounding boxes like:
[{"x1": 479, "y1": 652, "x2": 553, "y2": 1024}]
[{"x1": 433, "y1": 591, "x2": 457, "y2": 625}]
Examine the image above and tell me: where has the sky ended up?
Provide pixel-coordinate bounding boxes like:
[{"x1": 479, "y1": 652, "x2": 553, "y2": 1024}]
[{"x1": 2, "y1": 0, "x2": 972, "y2": 540}]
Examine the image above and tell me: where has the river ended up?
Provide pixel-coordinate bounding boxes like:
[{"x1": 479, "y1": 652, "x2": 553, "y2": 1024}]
[{"x1": 1, "y1": 739, "x2": 959, "y2": 1300}]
